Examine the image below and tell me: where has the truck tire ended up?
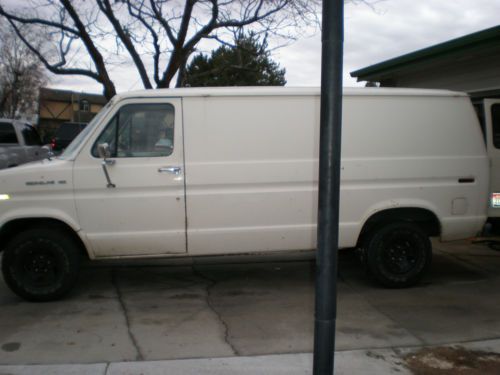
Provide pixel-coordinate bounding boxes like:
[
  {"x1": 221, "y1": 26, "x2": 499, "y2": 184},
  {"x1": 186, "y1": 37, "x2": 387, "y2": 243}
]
[
  {"x1": 1, "y1": 227, "x2": 81, "y2": 302},
  {"x1": 363, "y1": 222, "x2": 431, "y2": 288}
]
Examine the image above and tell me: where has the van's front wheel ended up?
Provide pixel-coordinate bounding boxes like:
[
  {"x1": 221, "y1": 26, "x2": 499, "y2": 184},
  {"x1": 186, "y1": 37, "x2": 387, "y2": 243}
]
[
  {"x1": 1, "y1": 227, "x2": 81, "y2": 302},
  {"x1": 363, "y1": 222, "x2": 431, "y2": 288}
]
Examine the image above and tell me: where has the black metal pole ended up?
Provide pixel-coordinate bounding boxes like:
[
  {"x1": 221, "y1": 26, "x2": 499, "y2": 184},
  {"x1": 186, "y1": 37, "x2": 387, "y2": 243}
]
[{"x1": 313, "y1": 0, "x2": 344, "y2": 374}]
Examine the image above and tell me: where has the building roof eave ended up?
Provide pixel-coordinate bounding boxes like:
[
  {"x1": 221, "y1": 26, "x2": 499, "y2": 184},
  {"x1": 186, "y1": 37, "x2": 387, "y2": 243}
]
[{"x1": 350, "y1": 25, "x2": 500, "y2": 81}]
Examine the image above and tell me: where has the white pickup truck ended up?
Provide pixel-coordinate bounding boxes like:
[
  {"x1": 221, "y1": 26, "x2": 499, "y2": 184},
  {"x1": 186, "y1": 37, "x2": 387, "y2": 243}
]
[
  {"x1": 0, "y1": 119, "x2": 49, "y2": 169},
  {"x1": 0, "y1": 87, "x2": 494, "y2": 301}
]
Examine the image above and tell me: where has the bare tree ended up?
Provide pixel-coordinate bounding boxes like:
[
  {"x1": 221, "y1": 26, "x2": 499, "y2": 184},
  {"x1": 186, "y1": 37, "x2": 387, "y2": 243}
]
[
  {"x1": 0, "y1": 23, "x2": 47, "y2": 119},
  {"x1": 0, "y1": 0, "x2": 324, "y2": 99}
]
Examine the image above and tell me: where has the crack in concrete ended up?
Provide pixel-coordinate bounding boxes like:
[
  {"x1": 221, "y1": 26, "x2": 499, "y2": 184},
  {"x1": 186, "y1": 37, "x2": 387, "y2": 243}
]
[
  {"x1": 192, "y1": 266, "x2": 240, "y2": 356},
  {"x1": 103, "y1": 362, "x2": 110, "y2": 375},
  {"x1": 111, "y1": 269, "x2": 145, "y2": 361}
]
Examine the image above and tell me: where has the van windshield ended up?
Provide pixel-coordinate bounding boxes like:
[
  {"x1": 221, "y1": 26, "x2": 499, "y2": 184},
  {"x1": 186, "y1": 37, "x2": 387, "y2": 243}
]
[{"x1": 59, "y1": 102, "x2": 112, "y2": 160}]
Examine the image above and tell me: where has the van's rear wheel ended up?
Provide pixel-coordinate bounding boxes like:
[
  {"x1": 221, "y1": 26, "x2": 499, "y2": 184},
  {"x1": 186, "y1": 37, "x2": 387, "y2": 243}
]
[
  {"x1": 1, "y1": 227, "x2": 81, "y2": 302},
  {"x1": 363, "y1": 222, "x2": 431, "y2": 288}
]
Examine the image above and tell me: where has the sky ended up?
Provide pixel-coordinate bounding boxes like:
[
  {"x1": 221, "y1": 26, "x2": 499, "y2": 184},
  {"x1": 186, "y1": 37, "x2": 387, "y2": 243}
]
[{"x1": 47, "y1": 0, "x2": 500, "y2": 94}]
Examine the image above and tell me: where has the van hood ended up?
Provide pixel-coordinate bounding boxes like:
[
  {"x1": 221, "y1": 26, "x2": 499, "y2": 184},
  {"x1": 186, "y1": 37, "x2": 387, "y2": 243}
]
[{"x1": 0, "y1": 158, "x2": 74, "y2": 195}]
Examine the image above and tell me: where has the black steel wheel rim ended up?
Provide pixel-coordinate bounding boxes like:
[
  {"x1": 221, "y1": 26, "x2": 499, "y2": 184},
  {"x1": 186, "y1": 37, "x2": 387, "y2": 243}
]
[
  {"x1": 381, "y1": 232, "x2": 420, "y2": 275},
  {"x1": 14, "y1": 242, "x2": 63, "y2": 289}
]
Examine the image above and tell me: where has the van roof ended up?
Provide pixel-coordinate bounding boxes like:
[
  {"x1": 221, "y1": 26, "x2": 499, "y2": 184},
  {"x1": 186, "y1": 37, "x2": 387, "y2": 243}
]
[{"x1": 114, "y1": 87, "x2": 467, "y2": 101}]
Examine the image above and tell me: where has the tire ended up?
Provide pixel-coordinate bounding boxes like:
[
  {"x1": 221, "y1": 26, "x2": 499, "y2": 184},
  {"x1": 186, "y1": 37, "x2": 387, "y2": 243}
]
[
  {"x1": 1, "y1": 227, "x2": 81, "y2": 302},
  {"x1": 363, "y1": 222, "x2": 431, "y2": 288}
]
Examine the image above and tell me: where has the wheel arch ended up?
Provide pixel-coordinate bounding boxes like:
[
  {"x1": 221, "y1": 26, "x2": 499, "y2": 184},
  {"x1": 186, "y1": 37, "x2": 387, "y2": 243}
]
[
  {"x1": 0, "y1": 218, "x2": 90, "y2": 259},
  {"x1": 358, "y1": 207, "x2": 441, "y2": 246}
]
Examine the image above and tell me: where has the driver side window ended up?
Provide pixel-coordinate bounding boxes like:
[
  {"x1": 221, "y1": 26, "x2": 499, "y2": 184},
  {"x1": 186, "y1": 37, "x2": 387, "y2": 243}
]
[{"x1": 92, "y1": 103, "x2": 175, "y2": 158}]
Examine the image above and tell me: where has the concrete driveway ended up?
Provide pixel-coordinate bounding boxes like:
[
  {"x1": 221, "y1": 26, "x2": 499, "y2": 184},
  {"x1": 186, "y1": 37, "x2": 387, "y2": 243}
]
[{"x1": 1, "y1": 239, "x2": 500, "y2": 366}]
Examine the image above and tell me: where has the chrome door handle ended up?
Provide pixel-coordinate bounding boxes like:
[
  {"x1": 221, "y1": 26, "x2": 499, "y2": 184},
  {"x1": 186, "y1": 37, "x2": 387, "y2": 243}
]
[
  {"x1": 158, "y1": 166, "x2": 181, "y2": 175},
  {"x1": 102, "y1": 159, "x2": 116, "y2": 166}
]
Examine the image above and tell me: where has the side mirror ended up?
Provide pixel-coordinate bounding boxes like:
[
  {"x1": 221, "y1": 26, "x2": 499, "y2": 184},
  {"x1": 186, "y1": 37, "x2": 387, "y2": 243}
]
[
  {"x1": 42, "y1": 144, "x2": 55, "y2": 160},
  {"x1": 97, "y1": 143, "x2": 116, "y2": 188},
  {"x1": 97, "y1": 143, "x2": 111, "y2": 159}
]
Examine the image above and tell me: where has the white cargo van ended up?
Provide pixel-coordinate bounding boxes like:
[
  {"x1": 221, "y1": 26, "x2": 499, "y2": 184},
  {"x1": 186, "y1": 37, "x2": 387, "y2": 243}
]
[{"x1": 0, "y1": 87, "x2": 489, "y2": 301}]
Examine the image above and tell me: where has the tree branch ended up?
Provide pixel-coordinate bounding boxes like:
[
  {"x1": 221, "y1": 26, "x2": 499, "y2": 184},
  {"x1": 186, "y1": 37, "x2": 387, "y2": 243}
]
[
  {"x1": 97, "y1": 0, "x2": 152, "y2": 89},
  {"x1": 158, "y1": 0, "x2": 219, "y2": 87},
  {"x1": 215, "y1": 1, "x2": 288, "y2": 29},
  {"x1": 5, "y1": 18, "x2": 99, "y2": 80},
  {"x1": 59, "y1": 0, "x2": 116, "y2": 98},
  {"x1": 126, "y1": 0, "x2": 161, "y2": 86},
  {"x1": 0, "y1": 5, "x2": 79, "y2": 34},
  {"x1": 149, "y1": 0, "x2": 177, "y2": 45}
]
